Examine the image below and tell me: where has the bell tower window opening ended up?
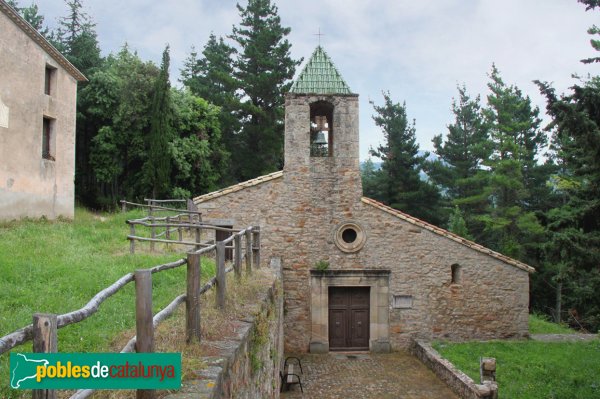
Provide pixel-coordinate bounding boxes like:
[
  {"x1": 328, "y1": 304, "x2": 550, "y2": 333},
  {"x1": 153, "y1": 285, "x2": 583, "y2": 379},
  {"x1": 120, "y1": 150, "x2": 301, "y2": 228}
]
[{"x1": 310, "y1": 101, "x2": 333, "y2": 157}]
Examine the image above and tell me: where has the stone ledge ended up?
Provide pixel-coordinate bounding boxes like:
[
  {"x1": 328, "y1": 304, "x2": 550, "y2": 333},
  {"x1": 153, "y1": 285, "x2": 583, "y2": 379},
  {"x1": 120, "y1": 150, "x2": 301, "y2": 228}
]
[
  {"x1": 410, "y1": 339, "x2": 498, "y2": 399},
  {"x1": 310, "y1": 269, "x2": 391, "y2": 277},
  {"x1": 165, "y1": 267, "x2": 283, "y2": 399}
]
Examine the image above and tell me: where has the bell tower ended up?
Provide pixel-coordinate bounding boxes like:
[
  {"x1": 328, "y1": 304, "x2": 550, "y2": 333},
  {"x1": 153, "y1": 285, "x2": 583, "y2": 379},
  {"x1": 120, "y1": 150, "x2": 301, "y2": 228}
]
[{"x1": 284, "y1": 46, "x2": 362, "y2": 207}]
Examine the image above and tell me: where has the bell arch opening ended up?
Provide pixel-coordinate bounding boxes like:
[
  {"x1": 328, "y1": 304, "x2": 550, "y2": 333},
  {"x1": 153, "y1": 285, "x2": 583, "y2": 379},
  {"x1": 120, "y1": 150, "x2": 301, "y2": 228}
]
[{"x1": 310, "y1": 101, "x2": 334, "y2": 157}]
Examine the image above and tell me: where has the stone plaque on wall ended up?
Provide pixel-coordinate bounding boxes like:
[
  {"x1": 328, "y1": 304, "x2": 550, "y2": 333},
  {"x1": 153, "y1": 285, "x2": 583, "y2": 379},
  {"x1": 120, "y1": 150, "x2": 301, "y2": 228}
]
[
  {"x1": 392, "y1": 295, "x2": 413, "y2": 309},
  {"x1": 0, "y1": 97, "x2": 8, "y2": 128}
]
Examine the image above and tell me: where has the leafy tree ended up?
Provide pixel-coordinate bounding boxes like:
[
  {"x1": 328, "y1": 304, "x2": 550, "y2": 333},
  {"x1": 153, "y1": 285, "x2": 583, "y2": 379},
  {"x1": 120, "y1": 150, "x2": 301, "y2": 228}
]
[
  {"x1": 230, "y1": 0, "x2": 301, "y2": 180},
  {"x1": 480, "y1": 65, "x2": 545, "y2": 259},
  {"x1": 360, "y1": 158, "x2": 381, "y2": 199},
  {"x1": 170, "y1": 89, "x2": 229, "y2": 197},
  {"x1": 368, "y1": 92, "x2": 444, "y2": 225},
  {"x1": 143, "y1": 46, "x2": 174, "y2": 198},
  {"x1": 427, "y1": 85, "x2": 491, "y2": 238},
  {"x1": 85, "y1": 46, "x2": 160, "y2": 205},
  {"x1": 447, "y1": 206, "x2": 473, "y2": 240},
  {"x1": 181, "y1": 34, "x2": 239, "y2": 183}
]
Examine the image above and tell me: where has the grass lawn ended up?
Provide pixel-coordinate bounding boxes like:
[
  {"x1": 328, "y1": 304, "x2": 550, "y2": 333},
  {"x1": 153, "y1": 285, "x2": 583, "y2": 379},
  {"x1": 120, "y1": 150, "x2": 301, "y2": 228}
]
[
  {"x1": 529, "y1": 313, "x2": 576, "y2": 334},
  {"x1": 434, "y1": 316, "x2": 600, "y2": 399},
  {"x1": 0, "y1": 208, "x2": 215, "y2": 398}
]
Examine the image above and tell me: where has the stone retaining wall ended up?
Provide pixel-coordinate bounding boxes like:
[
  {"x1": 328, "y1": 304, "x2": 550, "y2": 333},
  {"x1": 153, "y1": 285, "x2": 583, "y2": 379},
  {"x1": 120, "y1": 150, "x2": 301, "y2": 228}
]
[
  {"x1": 411, "y1": 340, "x2": 498, "y2": 399},
  {"x1": 165, "y1": 260, "x2": 284, "y2": 399}
]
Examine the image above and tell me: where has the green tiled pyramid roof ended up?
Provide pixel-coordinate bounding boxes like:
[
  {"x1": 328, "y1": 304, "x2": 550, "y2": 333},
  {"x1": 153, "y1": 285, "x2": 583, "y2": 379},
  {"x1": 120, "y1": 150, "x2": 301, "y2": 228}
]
[{"x1": 289, "y1": 46, "x2": 353, "y2": 95}]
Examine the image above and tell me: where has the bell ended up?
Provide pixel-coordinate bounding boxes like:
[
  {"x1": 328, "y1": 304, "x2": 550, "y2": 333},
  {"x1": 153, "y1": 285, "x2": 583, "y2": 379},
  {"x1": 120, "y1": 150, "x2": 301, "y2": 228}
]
[{"x1": 314, "y1": 130, "x2": 328, "y2": 145}]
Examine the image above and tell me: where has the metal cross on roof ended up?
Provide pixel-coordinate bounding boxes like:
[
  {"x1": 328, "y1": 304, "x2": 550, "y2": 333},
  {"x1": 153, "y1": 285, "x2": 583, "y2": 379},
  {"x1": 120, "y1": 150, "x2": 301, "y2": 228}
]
[{"x1": 314, "y1": 28, "x2": 325, "y2": 45}]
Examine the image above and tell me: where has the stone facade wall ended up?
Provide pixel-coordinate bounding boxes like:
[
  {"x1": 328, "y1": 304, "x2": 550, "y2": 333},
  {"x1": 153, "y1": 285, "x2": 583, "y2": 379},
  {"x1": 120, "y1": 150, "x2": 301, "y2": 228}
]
[
  {"x1": 0, "y1": 8, "x2": 78, "y2": 220},
  {"x1": 195, "y1": 92, "x2": 530, "y2": 354}
]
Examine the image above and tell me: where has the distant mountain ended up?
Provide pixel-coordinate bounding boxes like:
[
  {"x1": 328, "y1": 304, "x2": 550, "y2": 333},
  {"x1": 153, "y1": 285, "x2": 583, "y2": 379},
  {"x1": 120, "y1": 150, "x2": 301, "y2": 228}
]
[{"x1": 361, "y1": 151, "x2": 443, "y2": 181}]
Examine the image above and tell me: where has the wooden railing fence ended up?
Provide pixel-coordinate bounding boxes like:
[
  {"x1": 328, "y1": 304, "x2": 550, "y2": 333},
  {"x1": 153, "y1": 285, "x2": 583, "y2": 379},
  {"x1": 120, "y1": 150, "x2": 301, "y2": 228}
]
[
  {"x1": 120, "y1": 199, "x2": 204, "y2": 253},
  {"x1": 0, "y1": 225, "x2": 261, "y2": 399}
]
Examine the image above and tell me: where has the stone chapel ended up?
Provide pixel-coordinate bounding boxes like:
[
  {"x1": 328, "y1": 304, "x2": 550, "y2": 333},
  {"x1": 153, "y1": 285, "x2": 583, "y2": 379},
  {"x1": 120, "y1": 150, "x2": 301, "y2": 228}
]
[{"x1": 194, "y1": 46, "x2": 533, "y2": 353}]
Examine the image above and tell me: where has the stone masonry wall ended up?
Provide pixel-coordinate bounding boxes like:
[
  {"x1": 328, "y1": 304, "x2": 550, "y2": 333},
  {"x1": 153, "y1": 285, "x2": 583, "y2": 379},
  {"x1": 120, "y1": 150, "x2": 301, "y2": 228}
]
[
  {"x1": 0, "y1": 8, "x2": 78, "y2": 220},
  {"x1": 196, "y1": 92, "x2": 530, "y2": 354},
  {"x1": 165, "y1": 264, "x2": 284, "y2": 399}
]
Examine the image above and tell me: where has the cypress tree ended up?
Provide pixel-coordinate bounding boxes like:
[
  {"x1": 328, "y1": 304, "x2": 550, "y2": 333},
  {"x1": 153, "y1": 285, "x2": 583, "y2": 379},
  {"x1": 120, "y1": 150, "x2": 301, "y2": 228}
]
[{"x1": 144, "y1": 46, "x2": 173, "y2": 198}]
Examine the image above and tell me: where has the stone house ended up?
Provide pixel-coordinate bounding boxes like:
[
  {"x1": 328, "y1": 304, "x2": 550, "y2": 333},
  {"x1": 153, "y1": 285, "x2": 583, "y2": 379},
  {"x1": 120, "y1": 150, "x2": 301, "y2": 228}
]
[
  {"x1": 194, "y1": 46, "x2": 533, "y2": 353},
  {"x1": 0, "y1": 0, "x2": 86, "y2": 220}
]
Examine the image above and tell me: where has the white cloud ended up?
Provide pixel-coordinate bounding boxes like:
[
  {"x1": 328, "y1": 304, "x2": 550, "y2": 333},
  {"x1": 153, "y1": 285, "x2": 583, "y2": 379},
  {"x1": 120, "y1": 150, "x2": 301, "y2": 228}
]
[{"x1": 37, "y1": 0, "x2": 599, "y2": 159}]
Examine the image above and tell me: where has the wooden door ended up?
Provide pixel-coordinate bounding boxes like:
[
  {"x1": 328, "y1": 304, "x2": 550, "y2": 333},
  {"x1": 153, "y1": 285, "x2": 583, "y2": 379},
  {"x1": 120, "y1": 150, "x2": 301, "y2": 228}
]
[{"x1": 328, "y1": 287, "x2": 370, "y2": 350}]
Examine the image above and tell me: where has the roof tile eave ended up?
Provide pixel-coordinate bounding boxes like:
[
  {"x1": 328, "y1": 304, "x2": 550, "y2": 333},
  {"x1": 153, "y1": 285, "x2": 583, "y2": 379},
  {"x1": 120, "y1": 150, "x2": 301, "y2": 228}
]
[
  {"x1": 360, "y1": 197, "x2": 536, "y2": 274},
  {"x1": 0, "y1": 0, "x2": 87, "y2": 82},
  {"x1": 193, "y1": 170, "x2": 284, "y2": 204}
]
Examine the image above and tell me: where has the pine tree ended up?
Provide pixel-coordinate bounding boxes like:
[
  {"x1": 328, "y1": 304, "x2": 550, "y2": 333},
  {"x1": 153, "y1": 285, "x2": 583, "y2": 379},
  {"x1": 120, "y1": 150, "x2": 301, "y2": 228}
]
[
  {"x1": 7, "y1": 1, "x2": 49, "y2": 37},
  {"x1": 53, "y1": 0, "x2": 101, "y2": 75},
  {"x1": 535, "y1": 77, "x2": 600, "y2": 328},
  {"x1": 369, "y1": 92, "x2": 443, "y2": 225},
  {"x1": 479, "y1": 66, "x2": 545, "y2": 258},
  {"x1": 144, "y1": 46, "x2": 173, "y2": 198},
  {"x1": 230, "y1": 0, "x2": 301, "y2": 180},
  {"x1": 427, "y1": 85, "x2": 491, "y2": 238},
  {"x1": 578, "y1": 0, "x2": 600, "y2": 63},
  {"x1": 50, "y1": 0, "x2": 103, "y2": 205}
]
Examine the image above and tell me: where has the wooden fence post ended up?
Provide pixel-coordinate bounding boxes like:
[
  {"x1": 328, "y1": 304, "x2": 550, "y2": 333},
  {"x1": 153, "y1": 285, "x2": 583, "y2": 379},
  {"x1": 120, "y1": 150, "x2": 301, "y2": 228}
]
[
  {"x1": 186, "y1": 252, "x2": 201, "y2": 343},
  {"x1": 177, "y1": 215, "x2": 183, "y2": 242},
  {"x1": 245, "y1": 229, "x2": 252, "y2": 274},
  {"x1": 166, "y1": 216, "x2": 171, "y2": 241},
  {"x1": 135, "y1": 269, "x2": 154, "y2": 399},
  {"x1": 195, "y1": 227, "x2": 201, "y2": 251},
  {"x1": 130, "y1": 224, "x2": 136, "y2": 254},
  {"x1": 32, "y1": 313, "x2": 57, "y2": 399},
  {"x1": 234, "y1": 234, "x2": 242, "y2": 280},
  {"x1": 216, "y1": 241, "x2": 226, "y2": 309},
  {"x1": 121, "y1": 200, "x2": 127, "y2": 213},
  {"x1": 148, "y1": 202, "x2": 155, "y2": 252},
  {"x1": 252, "y1": 226, "x2": 261, "y2": 268}
]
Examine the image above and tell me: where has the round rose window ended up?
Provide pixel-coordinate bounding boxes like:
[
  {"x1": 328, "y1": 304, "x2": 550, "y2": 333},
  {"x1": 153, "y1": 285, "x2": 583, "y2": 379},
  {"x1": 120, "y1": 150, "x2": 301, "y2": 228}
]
[{"x1": 334, "y1": 221, "x2": 366, "y2": 253}]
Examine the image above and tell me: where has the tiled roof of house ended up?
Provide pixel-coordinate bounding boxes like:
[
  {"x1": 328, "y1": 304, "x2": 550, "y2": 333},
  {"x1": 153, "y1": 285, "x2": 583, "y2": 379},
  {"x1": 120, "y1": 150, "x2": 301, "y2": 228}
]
[
  {"x1": 0, "y1": 0, "x2": 87, "y2": 82},
  {"x1": 289, "y1": 46, "x2": 353, "y2": 95},
  {"x1": 193, "y1": 171, "x2": 283, "y2": 204},
  {"x1": 361, "y1": 197, "x2": 535, "y2": 273}
]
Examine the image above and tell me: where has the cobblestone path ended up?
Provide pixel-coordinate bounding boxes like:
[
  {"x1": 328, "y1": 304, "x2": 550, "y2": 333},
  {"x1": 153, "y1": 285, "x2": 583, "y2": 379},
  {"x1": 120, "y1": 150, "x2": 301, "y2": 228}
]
[{"x1": 280, "y1": 352, "x2": 458, "y2": 399}]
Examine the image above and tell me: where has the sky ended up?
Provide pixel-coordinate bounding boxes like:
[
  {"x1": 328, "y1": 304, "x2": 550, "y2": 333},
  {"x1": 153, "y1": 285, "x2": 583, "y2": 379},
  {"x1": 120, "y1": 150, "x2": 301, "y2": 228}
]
[{"x1": 36, "y1": 0, "x2": 598, "y2": 161}]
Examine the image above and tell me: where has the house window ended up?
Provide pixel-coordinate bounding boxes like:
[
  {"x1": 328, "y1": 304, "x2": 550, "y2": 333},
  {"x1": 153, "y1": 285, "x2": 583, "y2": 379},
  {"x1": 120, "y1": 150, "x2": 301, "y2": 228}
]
[
  {"x1": 42, "y1": 117, "x2": 55, "y2": 160},
  {"x1": 45, "y1": 65, "x2": 56, "y2": 95},
  {"x1": 451, "y1": 264, "x2": 461, "y2": 284},
  {"x1": 310, "y1": 101, "x2": 333, "y2": 157}
]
